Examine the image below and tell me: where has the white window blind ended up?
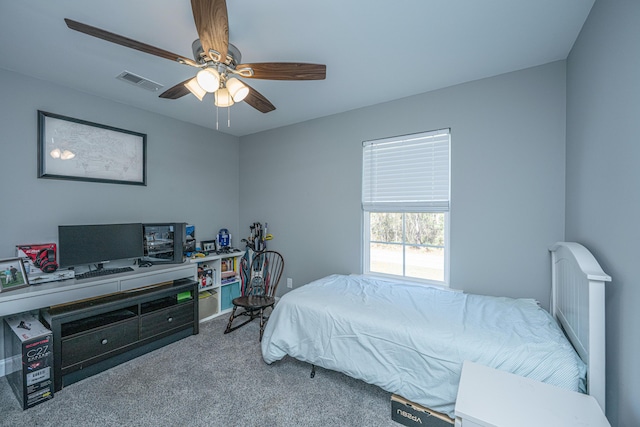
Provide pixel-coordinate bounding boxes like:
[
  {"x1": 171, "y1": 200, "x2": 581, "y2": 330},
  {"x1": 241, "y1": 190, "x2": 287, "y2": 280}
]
[{"x1": 362, "y1": 129, "x2": 450, "y2": 212}]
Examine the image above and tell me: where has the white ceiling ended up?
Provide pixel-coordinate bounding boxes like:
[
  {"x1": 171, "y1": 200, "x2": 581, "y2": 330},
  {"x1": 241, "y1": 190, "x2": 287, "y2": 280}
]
[{"x1": 0, "y1": 1, "x2": 594, "y2": 137}]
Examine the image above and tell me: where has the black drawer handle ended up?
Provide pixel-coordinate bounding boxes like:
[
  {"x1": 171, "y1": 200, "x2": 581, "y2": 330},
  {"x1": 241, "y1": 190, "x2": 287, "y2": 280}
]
[
  {"x1": 167, "y1": 317, "x2": 173, "y2": 323},
  {"x1": 101, "y1": 339, "x2": 108, "y2": 345}
]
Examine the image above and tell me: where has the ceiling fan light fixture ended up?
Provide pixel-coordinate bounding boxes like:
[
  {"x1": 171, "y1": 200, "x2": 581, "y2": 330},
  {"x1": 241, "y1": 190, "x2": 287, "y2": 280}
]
[
  {"x1": 215, "y1": 88, "x2": 235, "y2": 107},
  {"x1": 50, "y1": 148, "x2": 61, "y2": 159},
  {"x1": 63, "y1": 0, "x2": 326, "y2": 115},
  {"x1": 196, "y1": 68, "x2": 220, "y2": 93},
  {"x1": 185, "y1": 77, "x2": 207, "y2": 101},
  {"x1": 226, "y1": 78, "x2": 249, "y2": 102}
]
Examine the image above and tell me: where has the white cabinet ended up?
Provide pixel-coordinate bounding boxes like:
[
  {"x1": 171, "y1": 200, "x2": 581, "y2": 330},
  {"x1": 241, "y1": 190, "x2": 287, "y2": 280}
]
[
  {"x1": 454, "y1": 361, "x2": 610, "y2": 427},
  {"x1": 189, "y1": 251, "x2": 244, "y2": 322}
]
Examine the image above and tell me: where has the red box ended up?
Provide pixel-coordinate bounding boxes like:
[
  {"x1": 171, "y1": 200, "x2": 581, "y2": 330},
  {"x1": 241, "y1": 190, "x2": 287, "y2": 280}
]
[{"x1": 16, "y1": 243, "x2": 58, "y2": 274}]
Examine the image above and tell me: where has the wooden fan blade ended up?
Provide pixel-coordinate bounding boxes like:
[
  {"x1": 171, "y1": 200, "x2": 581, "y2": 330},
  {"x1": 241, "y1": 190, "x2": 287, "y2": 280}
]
[
  {"x1": 159, "y1": 78, "x2": 193, "y2": 99},
  {"x1": 236, "y1": 63, "x2": 326, "y2": 80},
  {"x1": 64, "y1": 18, "x2": 196, "y2": 66},
  {"x1": 191, "y1": 0, "x2": 228, "y2": 62},
  {"x1": 243, "y1": 83, "x2": 276, "y2": 113}
]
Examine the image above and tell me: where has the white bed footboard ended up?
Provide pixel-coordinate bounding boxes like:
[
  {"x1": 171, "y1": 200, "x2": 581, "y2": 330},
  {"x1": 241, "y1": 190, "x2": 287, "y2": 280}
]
[{"x1": 550, "y1": 242, "x2": 611, "y2": 412}]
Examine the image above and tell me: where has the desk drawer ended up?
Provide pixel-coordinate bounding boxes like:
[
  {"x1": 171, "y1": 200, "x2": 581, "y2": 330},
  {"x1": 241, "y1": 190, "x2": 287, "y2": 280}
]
[
  {"x1": 61, "y1": 319, "x2": 139, "y2": 368},
  {"x1": 140, "y1": 302, "x2": 194, "y2": 339}
]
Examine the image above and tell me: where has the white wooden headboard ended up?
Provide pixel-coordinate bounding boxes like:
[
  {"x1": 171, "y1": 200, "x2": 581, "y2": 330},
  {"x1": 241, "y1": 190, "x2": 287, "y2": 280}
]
[{"x1": 549, "y1": 242, "x2": 611, "y2": 412}]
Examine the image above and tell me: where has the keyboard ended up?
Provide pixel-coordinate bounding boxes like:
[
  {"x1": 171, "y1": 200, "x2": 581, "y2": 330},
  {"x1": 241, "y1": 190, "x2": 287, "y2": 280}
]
[{"x1": 75, "y1": 267, "x2": 134, "y2": 280}]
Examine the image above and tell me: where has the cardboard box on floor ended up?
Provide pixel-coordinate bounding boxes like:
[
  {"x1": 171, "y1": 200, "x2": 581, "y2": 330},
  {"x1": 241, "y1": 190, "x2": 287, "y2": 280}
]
[
  {"x1": 391, "y1": 394, "x2": 454, "y2": 427},
  {"x1": 4, "y1": 313, "x2": 54, "y2": 409}
]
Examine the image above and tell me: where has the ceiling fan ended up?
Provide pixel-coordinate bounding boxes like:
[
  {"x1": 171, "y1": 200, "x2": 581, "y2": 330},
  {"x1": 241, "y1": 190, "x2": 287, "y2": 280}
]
[{"x1": 64, "y1": 0, "x2": 326, "y2": 114}]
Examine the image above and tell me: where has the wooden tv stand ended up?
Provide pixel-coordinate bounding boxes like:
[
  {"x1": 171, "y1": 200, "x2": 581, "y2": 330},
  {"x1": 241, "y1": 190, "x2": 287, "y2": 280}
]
[{"x1": 40, "y1": 277, "x2": 198, "y2": 391}]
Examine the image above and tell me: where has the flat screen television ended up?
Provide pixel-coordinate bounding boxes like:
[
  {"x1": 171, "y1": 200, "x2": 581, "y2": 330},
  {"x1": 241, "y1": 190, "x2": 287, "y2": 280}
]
[{"x1": 58, "y1": 223, "x2": 144, "y2": 269}]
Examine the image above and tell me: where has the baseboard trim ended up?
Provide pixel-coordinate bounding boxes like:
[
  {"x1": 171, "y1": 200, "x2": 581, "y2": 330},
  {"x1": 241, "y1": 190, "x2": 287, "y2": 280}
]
[{"x1": 0, "y1": 355, "x2": 19, "y2": 377}]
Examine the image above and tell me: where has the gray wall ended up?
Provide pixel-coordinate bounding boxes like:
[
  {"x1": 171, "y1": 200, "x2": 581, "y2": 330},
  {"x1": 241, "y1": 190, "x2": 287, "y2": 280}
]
[
  {"x1": 566, "y1": 1, "x2": 640, "y2": 426},
  {"x1": 239, "y1": 61, "x2": 567, "y2": 306},
  {"x1": 0, "y1": 68, "x2": 241, "y2": 254},
  {"x1": 0, "y1": 67, "x2": 241, "y2": 373}
]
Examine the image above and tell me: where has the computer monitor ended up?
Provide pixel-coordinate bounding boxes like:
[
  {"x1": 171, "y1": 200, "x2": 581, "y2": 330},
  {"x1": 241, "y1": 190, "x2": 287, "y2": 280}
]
[{"x1": 58, "y1": 223, "x2": 144, "y2": 269}]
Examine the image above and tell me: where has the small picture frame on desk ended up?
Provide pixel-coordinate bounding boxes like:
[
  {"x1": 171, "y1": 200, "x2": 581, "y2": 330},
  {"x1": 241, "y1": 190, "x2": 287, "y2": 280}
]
[
  {"x1": 0, "y1": 258, "x2": 29, "y2": 292},
  {"x1": 201, "y1": 240, "x2": 217, "y2": 253}
]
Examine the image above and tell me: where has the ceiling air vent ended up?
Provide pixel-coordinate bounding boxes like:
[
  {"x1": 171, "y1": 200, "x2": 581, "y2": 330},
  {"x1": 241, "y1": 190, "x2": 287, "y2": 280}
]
[{"x1": 116, "y1": 71, "x2": 164, "y2": 92}]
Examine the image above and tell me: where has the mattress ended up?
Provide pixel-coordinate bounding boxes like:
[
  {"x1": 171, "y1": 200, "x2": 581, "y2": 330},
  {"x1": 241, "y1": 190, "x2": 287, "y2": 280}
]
[{"x1": 261, "y1": 274, "x2": 586, "y2": 417}]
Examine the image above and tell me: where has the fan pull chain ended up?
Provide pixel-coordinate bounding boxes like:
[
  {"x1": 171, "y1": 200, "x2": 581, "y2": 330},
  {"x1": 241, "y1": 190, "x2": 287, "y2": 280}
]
[{"x1": 215, "y1": 106, "x2": 231, "y2": 130}]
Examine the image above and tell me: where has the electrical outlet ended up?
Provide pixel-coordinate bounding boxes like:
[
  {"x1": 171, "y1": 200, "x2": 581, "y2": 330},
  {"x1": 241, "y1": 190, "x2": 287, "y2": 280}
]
[{"x1": 286, "y1": 278, "x2": 293, "y2": 288}]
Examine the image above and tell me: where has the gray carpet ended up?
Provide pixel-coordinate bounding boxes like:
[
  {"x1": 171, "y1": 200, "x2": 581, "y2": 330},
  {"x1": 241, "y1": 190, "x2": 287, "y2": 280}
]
[{"x1": 0, "y1": 315, "x2": 398, "y2": 427}]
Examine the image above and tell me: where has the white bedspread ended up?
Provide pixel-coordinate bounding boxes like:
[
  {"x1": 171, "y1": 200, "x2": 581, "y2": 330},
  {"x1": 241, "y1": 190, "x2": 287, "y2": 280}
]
[{"x1": 261, "y1": 274, "x2": 586, "y2": 417}]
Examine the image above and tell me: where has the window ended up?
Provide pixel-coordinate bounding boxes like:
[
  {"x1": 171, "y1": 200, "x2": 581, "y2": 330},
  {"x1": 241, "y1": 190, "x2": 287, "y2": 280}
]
[{"x1": 362, "y1": 129, "x2": 450, "y2": 285}]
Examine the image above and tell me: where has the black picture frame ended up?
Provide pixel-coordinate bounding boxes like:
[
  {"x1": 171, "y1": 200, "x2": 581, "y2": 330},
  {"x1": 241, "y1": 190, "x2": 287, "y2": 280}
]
[
  {"x1": 201, "y1": 240, "x2": 218, "y2": 253},
  {"x1": 38, "y1": 110, "x2": 147, "y2": 186}
]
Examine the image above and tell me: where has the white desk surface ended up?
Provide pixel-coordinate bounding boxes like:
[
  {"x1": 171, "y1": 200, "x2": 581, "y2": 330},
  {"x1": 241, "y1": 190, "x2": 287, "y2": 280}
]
[
  {"x1": 0, "y1": 262, "x2": 197, "y2": 317},
  {"x1": 455, "y1": 361, "x2": 610, "y2": 427}
]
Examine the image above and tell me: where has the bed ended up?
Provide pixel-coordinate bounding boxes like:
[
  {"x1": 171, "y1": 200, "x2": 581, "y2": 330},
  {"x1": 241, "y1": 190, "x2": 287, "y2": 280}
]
[{"x1": 260, "y1": 242, "x2": 611, "y2": 418}]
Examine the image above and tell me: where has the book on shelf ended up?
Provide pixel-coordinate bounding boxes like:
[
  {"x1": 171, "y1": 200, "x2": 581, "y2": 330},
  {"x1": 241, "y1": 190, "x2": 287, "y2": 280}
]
[{"x1": 221, "y1": 276, "x2": 238, "y2": 285}]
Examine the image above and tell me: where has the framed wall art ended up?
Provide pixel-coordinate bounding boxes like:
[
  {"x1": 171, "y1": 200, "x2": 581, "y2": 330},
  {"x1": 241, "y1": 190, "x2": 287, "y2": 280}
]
[
  {"x1": 38, "y1": 110, "x2": 147, "y2": 186},
  {"x1": 0, "y1": 258, "x2": 29, "y2": 292}
]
